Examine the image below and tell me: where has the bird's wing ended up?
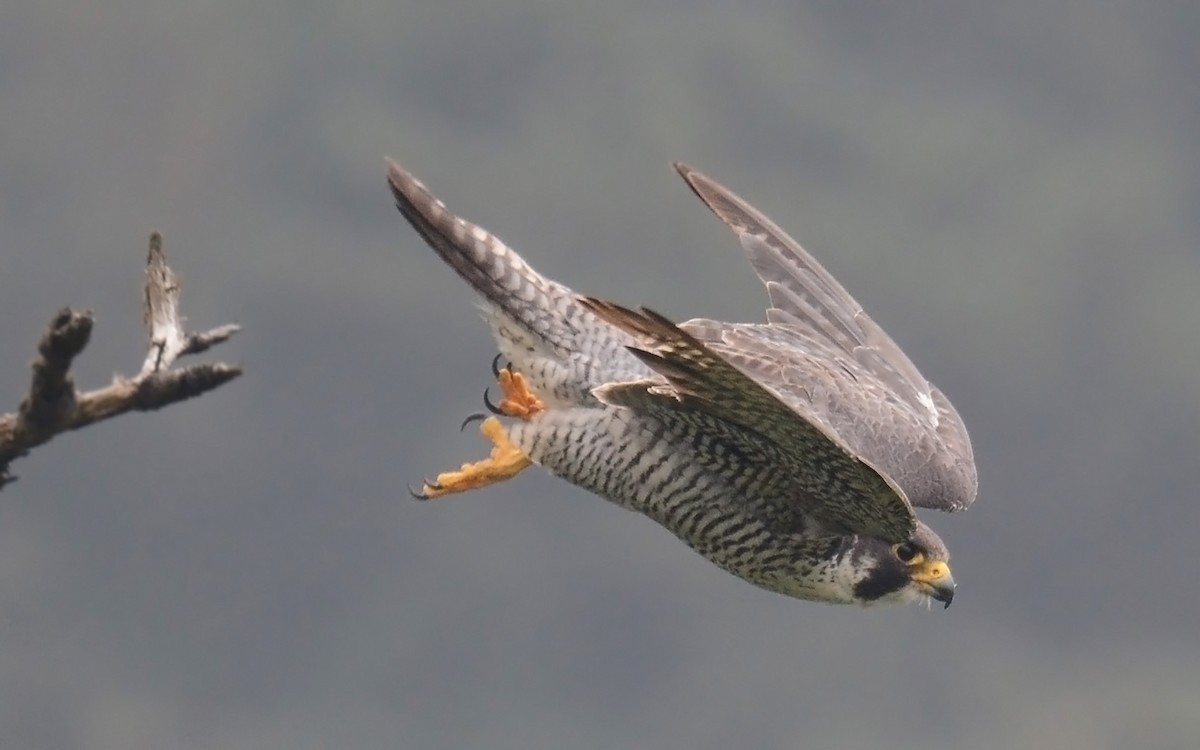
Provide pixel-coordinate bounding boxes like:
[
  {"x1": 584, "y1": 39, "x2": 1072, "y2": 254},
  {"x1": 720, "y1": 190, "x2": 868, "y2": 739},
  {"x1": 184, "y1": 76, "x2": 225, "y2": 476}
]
[
  {"x1": 688, "y1": 321, "x2": 977, "y2": 512},
  {"x1": 580, "y1": 297, "x2": 916, "y2": 543},
  {"x1": 674, "y1": 163, "x2": 976, "y2": 511}
]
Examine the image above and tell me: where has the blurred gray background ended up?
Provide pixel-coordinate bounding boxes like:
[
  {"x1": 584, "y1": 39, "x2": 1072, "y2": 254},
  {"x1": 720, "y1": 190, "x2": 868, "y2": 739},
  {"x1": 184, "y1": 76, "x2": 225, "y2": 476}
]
[{"x1": 1, "y1": 1, "x2": 1197, "y2": 748}]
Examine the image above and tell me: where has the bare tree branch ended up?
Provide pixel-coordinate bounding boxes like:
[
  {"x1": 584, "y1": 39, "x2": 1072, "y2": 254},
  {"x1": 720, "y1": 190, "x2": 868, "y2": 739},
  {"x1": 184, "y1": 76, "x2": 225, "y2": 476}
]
[{"x1": 0, "y1": 232, "x2": 241, "y2": 489}]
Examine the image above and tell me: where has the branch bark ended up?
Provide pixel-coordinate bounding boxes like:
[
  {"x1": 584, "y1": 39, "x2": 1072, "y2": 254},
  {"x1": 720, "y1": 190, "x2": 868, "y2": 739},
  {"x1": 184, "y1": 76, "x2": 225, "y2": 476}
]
[{"x1": 0, "y1": 232, "x2": 241, "y2": 489}]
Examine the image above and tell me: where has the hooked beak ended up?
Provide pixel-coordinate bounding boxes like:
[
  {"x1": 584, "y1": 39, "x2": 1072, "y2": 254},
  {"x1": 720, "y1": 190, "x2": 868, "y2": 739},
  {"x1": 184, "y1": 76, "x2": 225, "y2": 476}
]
[{"x1": 911, "y1": 560, "x2": 956, "y2": 609}]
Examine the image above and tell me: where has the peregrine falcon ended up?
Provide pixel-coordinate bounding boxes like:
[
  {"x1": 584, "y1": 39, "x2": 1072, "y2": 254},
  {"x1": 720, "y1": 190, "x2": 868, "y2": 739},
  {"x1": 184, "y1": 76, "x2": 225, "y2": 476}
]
[{"x1": 389, "y1": 158, "x2": 977, "y2": 608}]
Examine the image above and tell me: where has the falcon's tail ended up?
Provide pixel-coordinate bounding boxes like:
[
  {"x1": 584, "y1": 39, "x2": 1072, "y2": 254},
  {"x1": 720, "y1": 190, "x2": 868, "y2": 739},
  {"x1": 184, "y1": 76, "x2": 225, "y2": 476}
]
[{"x1": 387, "y1": 159, "x2": 646, "y2": 403}]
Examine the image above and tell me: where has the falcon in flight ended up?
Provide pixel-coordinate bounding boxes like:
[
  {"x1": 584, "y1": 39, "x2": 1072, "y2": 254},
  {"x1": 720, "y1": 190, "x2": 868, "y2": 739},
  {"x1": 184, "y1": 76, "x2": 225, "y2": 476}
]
[{"x1": 389, "y1": 158, "x2": 976, "y2": 608}]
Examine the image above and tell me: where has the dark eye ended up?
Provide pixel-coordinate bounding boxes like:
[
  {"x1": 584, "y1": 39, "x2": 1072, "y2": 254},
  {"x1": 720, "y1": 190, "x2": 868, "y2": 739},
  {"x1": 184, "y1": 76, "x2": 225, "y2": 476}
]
[{"x1": 893, "y1": 542, "x2": 919, "y2": 563}]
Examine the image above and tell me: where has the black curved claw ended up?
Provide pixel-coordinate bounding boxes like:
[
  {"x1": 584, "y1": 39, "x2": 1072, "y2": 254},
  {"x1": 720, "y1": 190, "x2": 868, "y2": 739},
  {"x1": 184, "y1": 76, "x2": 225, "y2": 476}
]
[
  {"x1": 482, "y1": 387, "x2": 504, "y2": 415},
  {"x1": 490, "y1": 352, "x2": 514, "y2": 378},
  {"x1": 409, "y1": 476, "x2": 443, "y2": 500},
  {"x1": 460, "y1": 412, "x2": 488, "y2": 431}
]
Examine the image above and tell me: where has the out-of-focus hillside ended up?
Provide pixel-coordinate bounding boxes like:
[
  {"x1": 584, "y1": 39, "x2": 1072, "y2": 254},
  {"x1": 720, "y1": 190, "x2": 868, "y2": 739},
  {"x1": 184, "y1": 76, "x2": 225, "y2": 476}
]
[{"x1": 1, "y1": 2, "x2": 1197, "y2": 748}]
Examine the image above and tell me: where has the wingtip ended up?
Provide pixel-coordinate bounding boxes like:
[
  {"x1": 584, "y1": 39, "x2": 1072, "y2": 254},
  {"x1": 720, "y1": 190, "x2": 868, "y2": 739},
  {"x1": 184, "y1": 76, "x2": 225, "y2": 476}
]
[
  {"x1": 578, "y1": 296, "x2": 697, "y2": 351},
  {"x1": 578, "y1": 295, "x2": 646, "y2": 335},
  {"x1": 575, "y1": 294, "x2": 607, "y2": 316},
  {"x1": 672, "y1": 161, "x2": 708, "y2": 196},
  {"x1": 577, "y1": 294, "x2": 641, "y2": 320},
  {"x1": 385, "y1": 157, "x2": 412, "y2": 192},
  {"x1": 672, "y1": 162, "x2": 731, "y2": 219}
]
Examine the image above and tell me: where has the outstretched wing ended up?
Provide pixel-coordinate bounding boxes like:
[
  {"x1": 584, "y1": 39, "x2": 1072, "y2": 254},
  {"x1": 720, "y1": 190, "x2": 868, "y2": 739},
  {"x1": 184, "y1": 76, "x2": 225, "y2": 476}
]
[
  {"x1": 673, "y1": 163, "x2": 977, "y2": 512},
  {"x1": 580, "y1": 297, "x2": 917, "y2": 543}
]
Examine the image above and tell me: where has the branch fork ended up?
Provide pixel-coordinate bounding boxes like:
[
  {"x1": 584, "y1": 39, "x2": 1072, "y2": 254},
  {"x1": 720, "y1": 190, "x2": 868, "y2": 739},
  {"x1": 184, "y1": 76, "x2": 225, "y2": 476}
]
[{"x1": 0, "y1": 232, "x2": 242, "y2": 489}]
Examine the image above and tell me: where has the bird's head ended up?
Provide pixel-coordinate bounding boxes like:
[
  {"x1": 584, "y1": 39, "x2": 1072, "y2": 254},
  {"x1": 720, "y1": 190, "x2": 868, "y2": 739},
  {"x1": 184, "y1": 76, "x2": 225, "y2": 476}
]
[{"x1": 851, "y1": 521, "x2": 956, "y2": 608}]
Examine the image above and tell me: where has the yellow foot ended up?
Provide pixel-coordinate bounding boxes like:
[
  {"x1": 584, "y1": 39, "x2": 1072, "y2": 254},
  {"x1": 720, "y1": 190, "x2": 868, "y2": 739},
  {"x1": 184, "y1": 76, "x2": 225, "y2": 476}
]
[
  {"x1": 413, "y1": 416, "x2": 532, "y2": 500},
  {"x1": 494, "y1": 367, "x2": 543, "y2": 421}
]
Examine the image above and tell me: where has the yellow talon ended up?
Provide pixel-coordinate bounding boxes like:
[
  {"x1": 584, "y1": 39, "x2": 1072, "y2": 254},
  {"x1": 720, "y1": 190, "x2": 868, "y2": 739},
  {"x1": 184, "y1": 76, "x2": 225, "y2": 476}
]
[
  {"x1": 417, "y1": 416, "x2": 532, "y2": 499},
  {"x1": 496, "y1": 368, "x2": 543, "y2": 420}
]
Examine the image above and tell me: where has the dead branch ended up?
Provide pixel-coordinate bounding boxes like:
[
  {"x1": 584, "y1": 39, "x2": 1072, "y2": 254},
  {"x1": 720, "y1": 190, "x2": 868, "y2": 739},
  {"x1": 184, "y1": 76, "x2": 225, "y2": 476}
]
[{"x1": 0, "y1": 232, "x2": 241, "y2": 489}]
